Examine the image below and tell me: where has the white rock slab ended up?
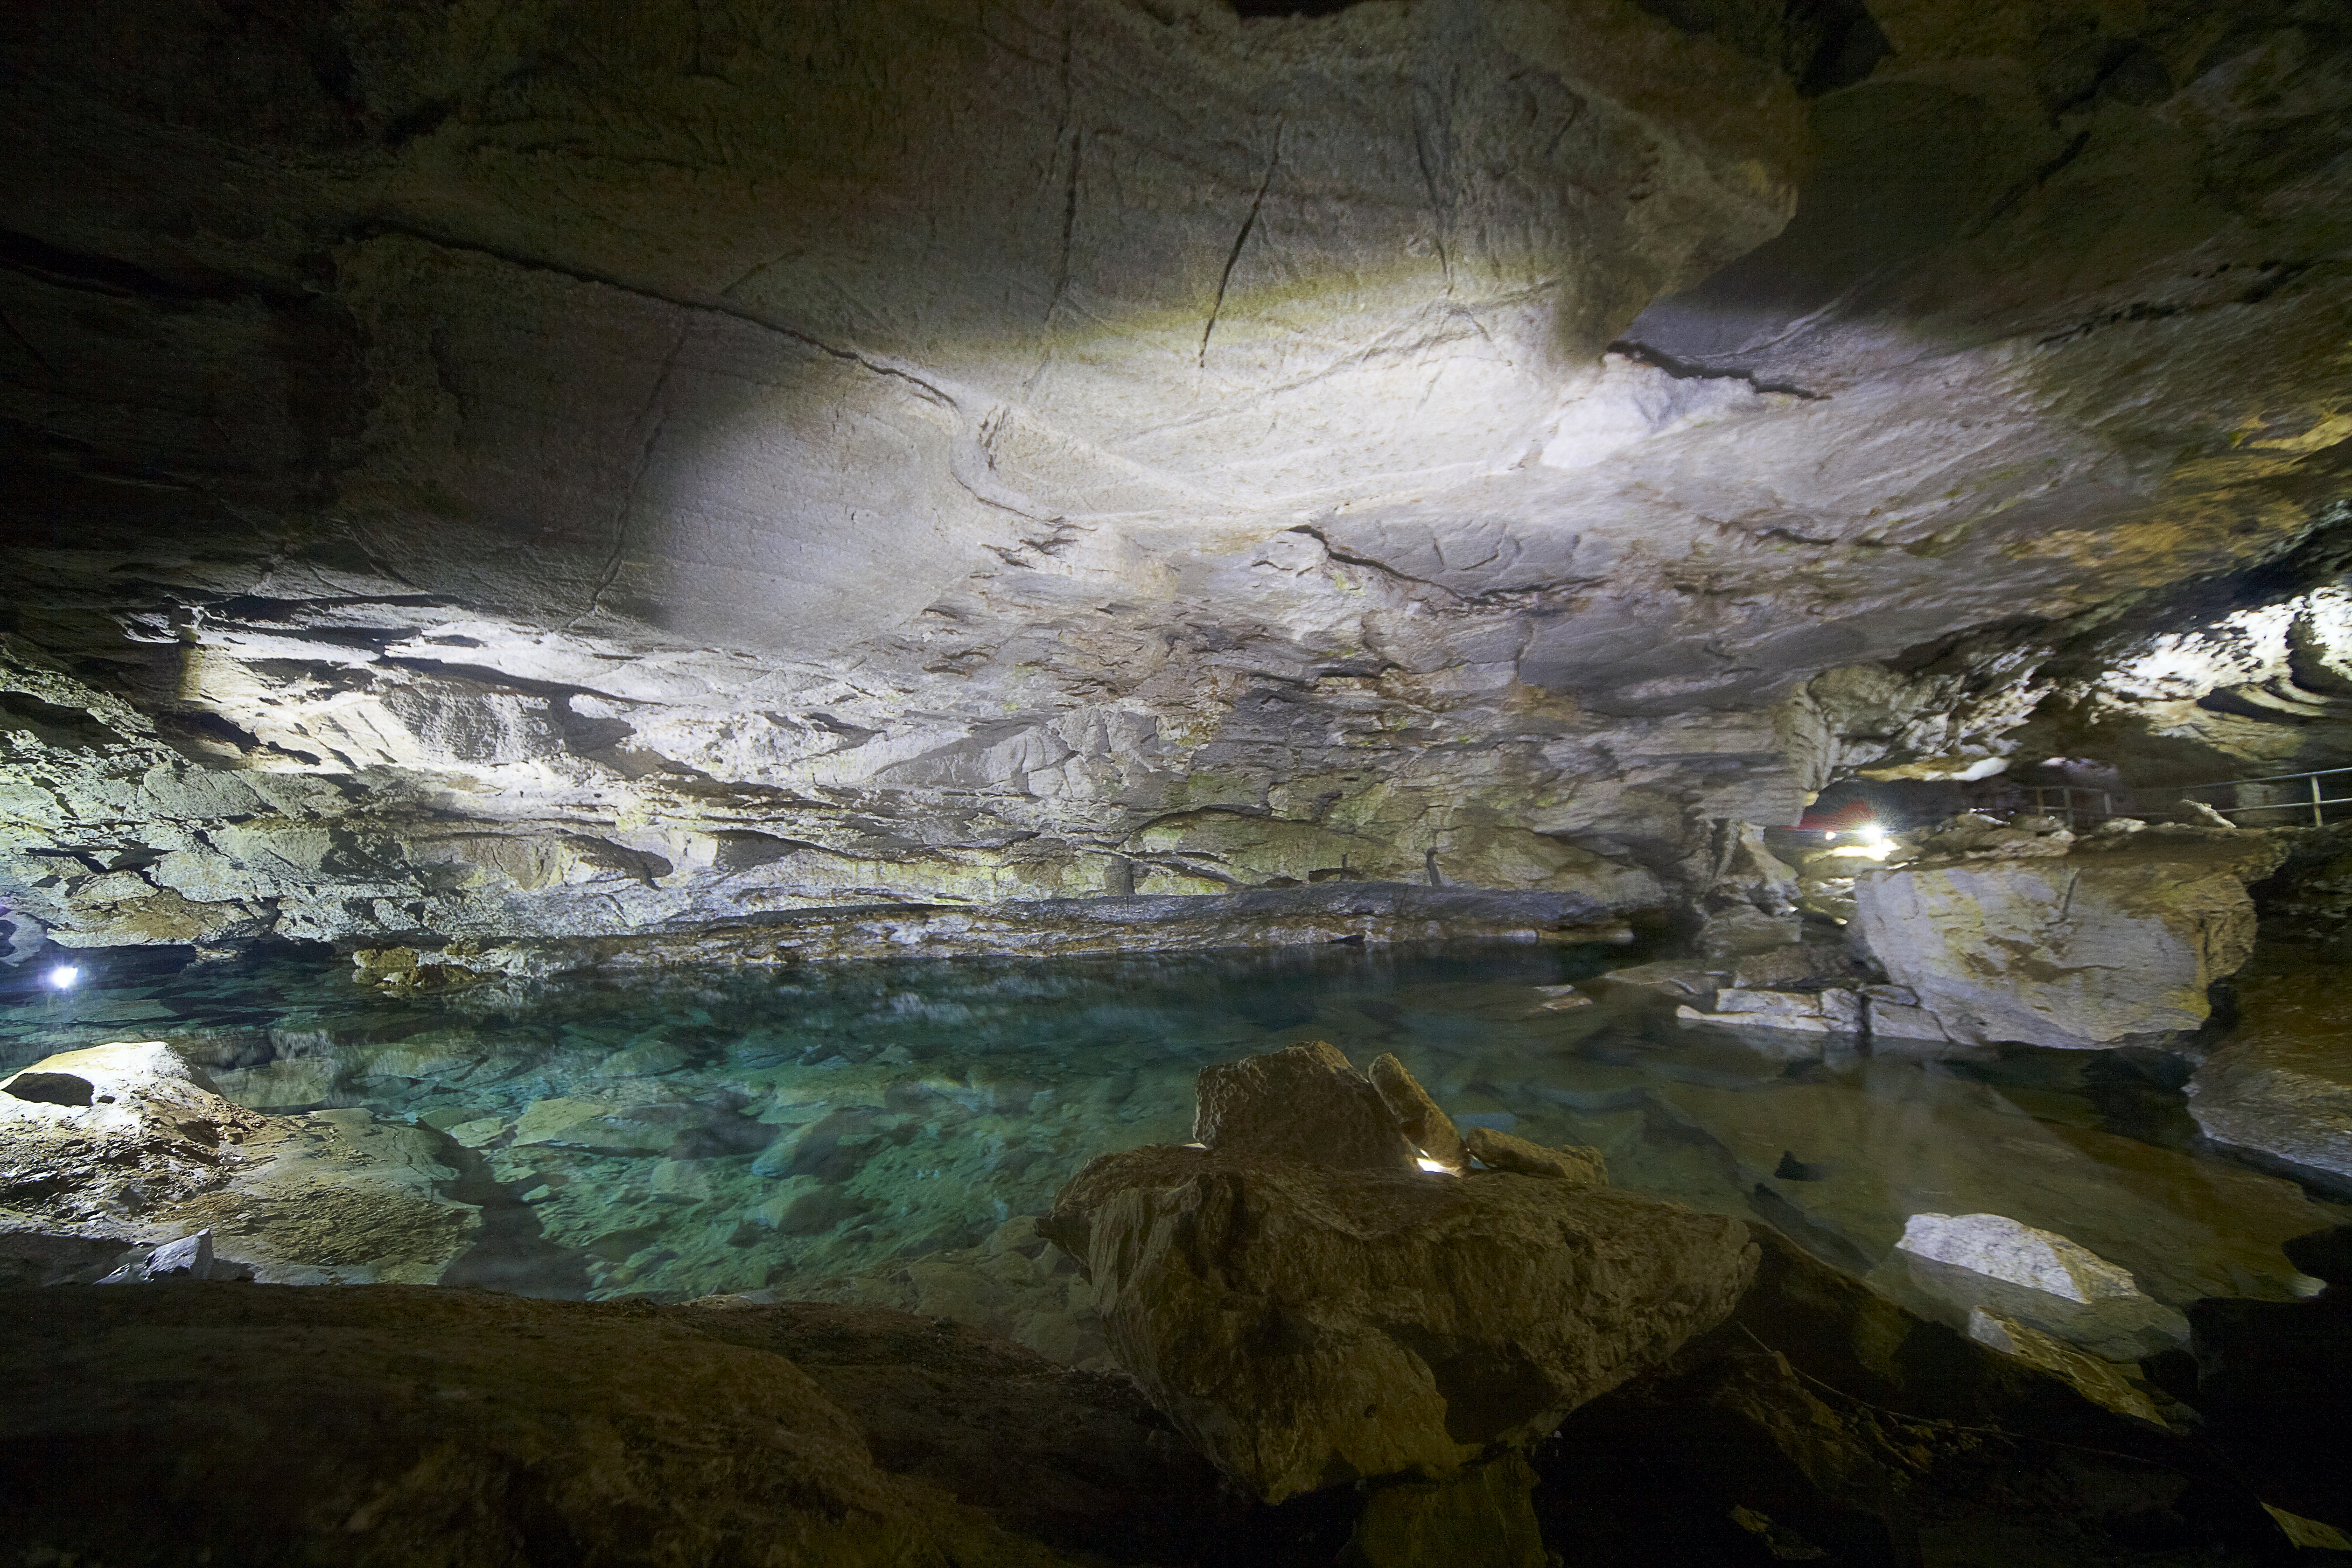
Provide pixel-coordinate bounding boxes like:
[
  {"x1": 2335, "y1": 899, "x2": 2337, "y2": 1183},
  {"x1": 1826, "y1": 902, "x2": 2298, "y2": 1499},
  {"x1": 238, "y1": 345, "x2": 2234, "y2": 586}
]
[{"x1": 1896, "y1": 1212, "x2": 2144, "y2": 1303}]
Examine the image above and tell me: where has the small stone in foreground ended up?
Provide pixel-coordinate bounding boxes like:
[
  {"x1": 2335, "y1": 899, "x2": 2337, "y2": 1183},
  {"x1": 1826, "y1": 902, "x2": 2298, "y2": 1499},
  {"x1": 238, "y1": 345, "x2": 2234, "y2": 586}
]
[
  {"x1": 1464, "y1": 1126, "x2": 1606, "y2": 1185},
  {"x1": 1367, "y1": 1053, "x2": 1467, "y2": 1173}
]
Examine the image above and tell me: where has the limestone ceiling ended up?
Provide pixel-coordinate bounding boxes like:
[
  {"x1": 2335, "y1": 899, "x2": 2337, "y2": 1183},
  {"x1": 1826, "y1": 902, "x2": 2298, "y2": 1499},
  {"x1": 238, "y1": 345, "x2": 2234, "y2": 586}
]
[{"x1": 1, "y1": 0, "x2": 2348, "y2": 947}]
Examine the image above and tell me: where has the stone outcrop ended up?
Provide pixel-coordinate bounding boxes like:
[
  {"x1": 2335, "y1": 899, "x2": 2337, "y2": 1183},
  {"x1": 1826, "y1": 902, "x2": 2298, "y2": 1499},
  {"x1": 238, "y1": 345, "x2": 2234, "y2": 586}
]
[
  {"x1": 678, "y1": 1298, "x2": 1234, "y2": 1565},
  {"x1": 5, "y1": 1242, "x2": 2303, "y2": 1567},
  {"x1": 1057, "y1": 1149, "x2": 1756, "y2": 1504},
  {"x1": 1192, "y1": 1041, "x2": 1420, "y2": 1173},
  {"x1": 1461, "y1": 1125, "x2": 1607, "y2": 1185},
  {"x1": 362, "y1": 883, "x2": 1640, "y2": 982},
  {"x1": 1850, "y1": 828, "x2": 2286, "y2": 1049},
  {"x1": 2189, "y1": 940, "x2": 2352, "y2": 1188},
  {"x1": 1, "y1": 1039, "x2": 480, "y2": 1284},
  {"x1": 1368, "y1": 1051, "x2": 1469, "y2": 1174},
  {"x1": 1046, "y1": 1044, "x2": 1755, "y2": 1504}
]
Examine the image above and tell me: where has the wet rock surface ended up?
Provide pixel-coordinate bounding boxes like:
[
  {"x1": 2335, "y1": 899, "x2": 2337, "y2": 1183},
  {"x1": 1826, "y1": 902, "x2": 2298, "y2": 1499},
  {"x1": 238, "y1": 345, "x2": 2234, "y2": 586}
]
[
  {"x1": 1192, "y1": 1040, "x2": 1422, "y2": 1174},
  {"x1": 677, "y1": 1297, "x2": 1237, "y2": 1564},
  {"x1": 0, "y1": 1038, "x2": 480, "y2": 1284},
  {"x1": 0, "y1": 1284, "x2": 1068, "y2": 1568},
  {"x1": 1048, "y1": 1046, "x2": 1757, "y2": 1504},
  {"x1": 2190, "y1": 937, "x2": 2352, "y2": 1187}
]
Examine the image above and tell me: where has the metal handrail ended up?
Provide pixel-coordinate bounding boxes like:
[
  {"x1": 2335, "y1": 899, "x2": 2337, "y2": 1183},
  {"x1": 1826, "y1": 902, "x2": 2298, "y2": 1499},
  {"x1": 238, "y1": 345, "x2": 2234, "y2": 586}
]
[
  {"x1": 2028, "y1": 767, "x2": 2352, "y2": 830},
  {"x1": 2176, "y1": 765, "x2": 2352, "y2": 792},
  {"x1": 2176, "y1": 765, "x2": 2350, "y2": 829}
]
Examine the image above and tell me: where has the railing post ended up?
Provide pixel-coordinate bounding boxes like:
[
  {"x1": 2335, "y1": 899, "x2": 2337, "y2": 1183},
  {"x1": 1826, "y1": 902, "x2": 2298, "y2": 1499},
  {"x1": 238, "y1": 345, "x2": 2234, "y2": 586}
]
[{"x1": 2316, "y1": 774, "x2": 2326, "y2": 829}]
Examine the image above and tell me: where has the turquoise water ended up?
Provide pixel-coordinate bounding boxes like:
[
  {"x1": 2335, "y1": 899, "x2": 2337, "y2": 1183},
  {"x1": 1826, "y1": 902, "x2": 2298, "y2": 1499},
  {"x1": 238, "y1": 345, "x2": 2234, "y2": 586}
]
[{"x1": 4, "y1": 941, "x2": 2342, "y2": 1324}]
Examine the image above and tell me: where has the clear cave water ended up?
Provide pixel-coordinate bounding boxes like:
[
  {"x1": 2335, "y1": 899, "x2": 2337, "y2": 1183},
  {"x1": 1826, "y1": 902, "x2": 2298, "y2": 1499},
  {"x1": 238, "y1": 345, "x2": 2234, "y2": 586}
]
[{"x1": 4, "y1": 941, "x2": 2343, "y2": 1335}]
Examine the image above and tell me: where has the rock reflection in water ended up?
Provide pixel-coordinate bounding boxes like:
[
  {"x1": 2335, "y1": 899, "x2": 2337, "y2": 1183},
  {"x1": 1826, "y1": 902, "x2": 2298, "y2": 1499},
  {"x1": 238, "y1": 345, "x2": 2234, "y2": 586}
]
[{"x1": 1, "y1": 942, "x2": 2341, "y2": 1352}]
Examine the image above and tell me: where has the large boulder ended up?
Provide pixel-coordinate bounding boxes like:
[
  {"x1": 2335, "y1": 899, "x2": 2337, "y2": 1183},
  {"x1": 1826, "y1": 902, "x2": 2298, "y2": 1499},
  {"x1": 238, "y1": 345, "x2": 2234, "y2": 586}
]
[
  {"x1": 1191, "y1": 1041, "x2": 1419, "y2": 1173},
  {"x1": 680, "y1": 1298, "x2": 1235, "y2": 1564},
  {"x1": 1850, "y1": 831, "x2": 2284, "y2": 1048},
  {"x1": 2189, "y1": 941, "x2": 2352, "y2": 1188},
  {"x1": 1046, "y1": 1142, "x2": 1756, "y2": 1503}
]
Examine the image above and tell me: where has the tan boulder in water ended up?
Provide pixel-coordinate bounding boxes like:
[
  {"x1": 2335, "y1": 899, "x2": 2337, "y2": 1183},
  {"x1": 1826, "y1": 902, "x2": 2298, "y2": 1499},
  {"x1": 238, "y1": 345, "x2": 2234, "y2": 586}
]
[
  {"x1": 1192, "y1": 1041, "x2": 1420, "y2": 1173},
  {"x1": 1046, "y1": 1044, "x2": 1753, "y2": 1504},
  {"x1": 1049, "y1": 1147, "x2": 1754, "y2": 1503}
]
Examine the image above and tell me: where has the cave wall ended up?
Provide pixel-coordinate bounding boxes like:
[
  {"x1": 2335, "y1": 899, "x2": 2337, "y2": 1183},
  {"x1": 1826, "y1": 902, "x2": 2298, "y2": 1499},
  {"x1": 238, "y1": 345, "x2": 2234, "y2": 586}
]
[{"x1": 2, "y1": 0, "x2": 2348, "y2": 954}]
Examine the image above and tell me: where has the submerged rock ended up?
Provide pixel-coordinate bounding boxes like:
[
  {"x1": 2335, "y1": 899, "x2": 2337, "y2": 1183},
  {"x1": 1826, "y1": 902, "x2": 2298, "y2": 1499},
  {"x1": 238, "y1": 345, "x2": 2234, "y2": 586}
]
[
  {"x1": 1678, "y1": 984, "x2": 1862, "y2": 1035},
  {"x1": 1592, "y1": 959, "x2": 1725, "y2": 1003},
  {"x1": 1896, "y1": 1212, "x2": 2144, "y2": 1304},
  {"x1": 2189, "y1": 941, "x2": 2352, "y2": 1187},
  {"x1": 0, "y1": 1039, "x2": 479, "y2": 1285}
]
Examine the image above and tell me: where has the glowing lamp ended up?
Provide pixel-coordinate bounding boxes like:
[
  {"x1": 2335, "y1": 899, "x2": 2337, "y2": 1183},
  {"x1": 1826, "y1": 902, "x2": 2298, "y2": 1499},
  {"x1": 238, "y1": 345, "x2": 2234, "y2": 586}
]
[{"x1": 47, "y1": 964, "x2": 81, "y2": 990}]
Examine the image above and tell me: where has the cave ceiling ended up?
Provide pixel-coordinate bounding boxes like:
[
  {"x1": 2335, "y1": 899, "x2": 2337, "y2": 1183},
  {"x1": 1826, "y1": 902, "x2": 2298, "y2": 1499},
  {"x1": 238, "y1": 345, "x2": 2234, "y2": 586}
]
[{"x1": 2, "y1": 0, "x2": 2349, "y2": 951}]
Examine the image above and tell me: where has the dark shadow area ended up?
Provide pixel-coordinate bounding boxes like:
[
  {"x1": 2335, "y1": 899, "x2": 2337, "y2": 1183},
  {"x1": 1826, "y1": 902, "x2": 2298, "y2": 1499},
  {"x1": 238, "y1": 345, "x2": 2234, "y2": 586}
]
[{"x1": 1231, "y1": 0, "x2": 1363, "y2": 14}]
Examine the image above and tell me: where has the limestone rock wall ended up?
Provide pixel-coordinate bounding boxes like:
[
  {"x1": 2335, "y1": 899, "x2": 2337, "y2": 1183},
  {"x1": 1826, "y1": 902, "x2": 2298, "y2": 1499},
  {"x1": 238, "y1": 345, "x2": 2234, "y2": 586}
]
[{"x1": 2, "y1": 1, "x2": 2349, "y2": 951}]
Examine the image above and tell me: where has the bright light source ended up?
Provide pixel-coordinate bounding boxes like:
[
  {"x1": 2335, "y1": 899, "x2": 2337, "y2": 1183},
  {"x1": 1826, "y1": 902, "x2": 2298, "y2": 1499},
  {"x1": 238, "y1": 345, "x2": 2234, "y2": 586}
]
[
  {"x1": 1415, "y1": 1156, "x2": 1461, "y2": 1175},
  {"x1": 47, "y1": 965, "x2": 81, "y2": 990},
  {"x1": 1825, "y1": 824, "x2": 1896, "y2": 862}
]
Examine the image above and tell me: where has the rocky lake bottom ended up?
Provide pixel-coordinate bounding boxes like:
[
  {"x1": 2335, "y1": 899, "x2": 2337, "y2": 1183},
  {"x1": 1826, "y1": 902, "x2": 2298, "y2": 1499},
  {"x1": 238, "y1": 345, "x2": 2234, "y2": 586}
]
[{"x1": 4, "y1": 939, "x2": 2343, "y2": 1371}]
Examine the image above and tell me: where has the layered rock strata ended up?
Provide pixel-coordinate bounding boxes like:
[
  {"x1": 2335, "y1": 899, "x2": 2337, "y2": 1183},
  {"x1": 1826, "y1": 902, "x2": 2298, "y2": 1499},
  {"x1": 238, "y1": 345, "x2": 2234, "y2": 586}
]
[{"x1": 2, "y1": 2, "x2": 2348, "y2": 956}]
